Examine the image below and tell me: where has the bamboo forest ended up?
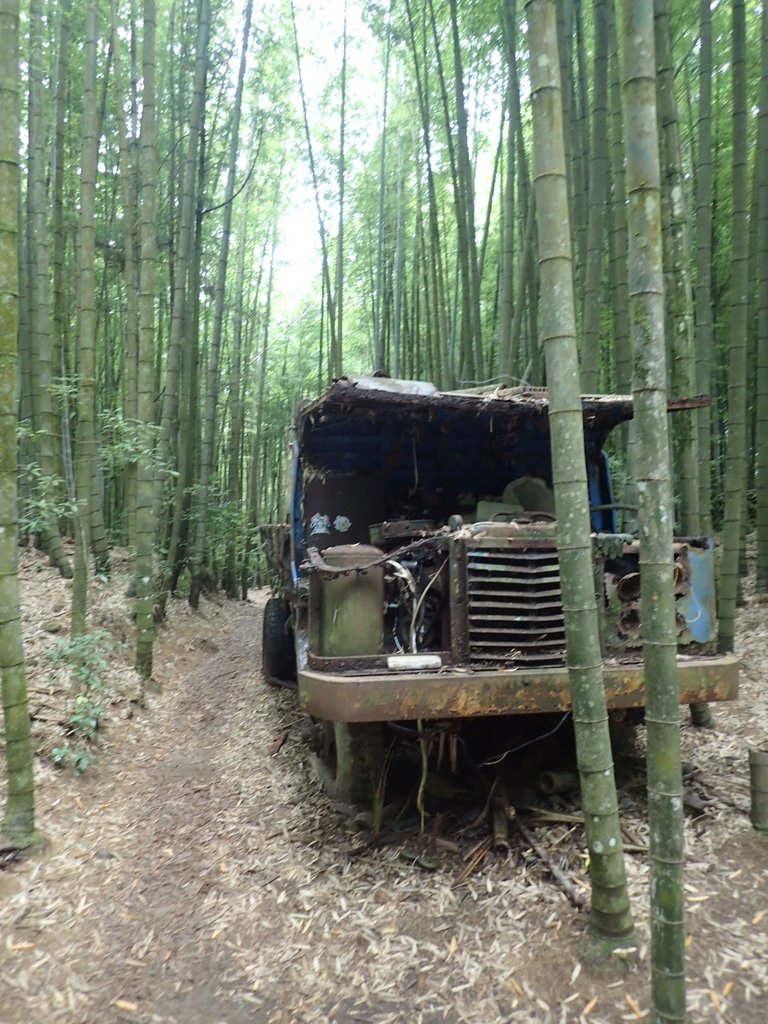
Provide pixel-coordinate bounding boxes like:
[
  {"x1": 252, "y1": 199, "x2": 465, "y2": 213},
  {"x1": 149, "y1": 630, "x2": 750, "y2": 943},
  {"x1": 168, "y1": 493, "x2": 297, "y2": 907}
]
[{"x1": 1, "y1": 1, "x2": 768, "y2": 1023}]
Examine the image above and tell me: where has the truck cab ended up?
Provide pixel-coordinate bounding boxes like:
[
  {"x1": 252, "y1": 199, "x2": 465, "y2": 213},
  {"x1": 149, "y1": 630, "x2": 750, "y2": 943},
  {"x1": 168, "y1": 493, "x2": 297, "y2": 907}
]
[{"x1": 260, "y1": 376, "x2": 737, "y2": 802}]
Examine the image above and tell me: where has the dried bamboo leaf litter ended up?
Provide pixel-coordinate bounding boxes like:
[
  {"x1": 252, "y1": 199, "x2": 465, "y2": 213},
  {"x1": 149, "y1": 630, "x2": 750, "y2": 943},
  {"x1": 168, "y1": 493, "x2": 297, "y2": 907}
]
[{"x1": 0, "y1": 547, "x2": 766, "y2": 1023}]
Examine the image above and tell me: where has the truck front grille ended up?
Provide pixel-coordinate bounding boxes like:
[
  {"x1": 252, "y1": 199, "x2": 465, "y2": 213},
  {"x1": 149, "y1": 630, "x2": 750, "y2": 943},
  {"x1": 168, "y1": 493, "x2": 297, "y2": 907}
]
[{"x1": 466, "y1": 545, "x2": 566, "y2": 667}]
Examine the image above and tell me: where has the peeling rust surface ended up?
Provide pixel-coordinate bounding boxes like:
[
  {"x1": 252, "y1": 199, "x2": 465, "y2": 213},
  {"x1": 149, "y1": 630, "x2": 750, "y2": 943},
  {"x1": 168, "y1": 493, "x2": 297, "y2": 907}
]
[
  {"x1": 666, "y1": 394, "x2": 711, "y2": 411},
  {"x1": 298, "y1": 378, "x2": 637, "y2": 439},
  {"x1": 272, "y1": 377, "x2": 736, "y2": 733},
  {"x1": 298, "y1": 655, "x2": 739, "y2": 723},
  {"x1": 464, "y1": 540, "x2": 565, "y2": 667},
  {"x1": 297, "y1": 378, "x2": 708, "y2": 433}
]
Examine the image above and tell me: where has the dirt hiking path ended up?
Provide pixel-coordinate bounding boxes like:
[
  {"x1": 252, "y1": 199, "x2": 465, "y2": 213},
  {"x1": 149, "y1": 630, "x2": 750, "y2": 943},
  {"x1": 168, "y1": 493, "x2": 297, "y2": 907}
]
[{"x1": 1, "y1": 554, "x2": 767, "y2": 1024}]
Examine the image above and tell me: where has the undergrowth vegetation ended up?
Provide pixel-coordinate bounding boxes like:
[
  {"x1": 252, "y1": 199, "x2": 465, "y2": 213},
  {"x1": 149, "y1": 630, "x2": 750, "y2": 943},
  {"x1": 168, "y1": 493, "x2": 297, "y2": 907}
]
[{"x1": 49, "y1": 630, "x2": 119, "y2": 774}]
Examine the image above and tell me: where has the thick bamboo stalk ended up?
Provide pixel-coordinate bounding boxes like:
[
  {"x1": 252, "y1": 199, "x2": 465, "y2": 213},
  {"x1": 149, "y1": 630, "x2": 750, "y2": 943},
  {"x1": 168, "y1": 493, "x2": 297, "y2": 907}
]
[
  {"x1": 189, "y1": 0, "x2": 253, "y2": 608},
  {"x1": 0, "y1": 0, "x2": 38, "y2": 845},
  {"x1": 134, "y1": 0, "x2": 157, "y2": 678},
  {"x1": 655, "y1": 0, "x2": 700, "y2": 537},
  {"x1": 694, "y1": 0, "x2": 714, "y2": 534},
  {"x1": 581, "y1": 0, "x2": 609, "y2": 392},
  {"x1": 71, "y1": 0, "x2": 101, "y2": 637},
  {"x1": 154, "y1": 0, "x2": 210, "y2": 531},
  {"x1": 623, "y1": 2, "x2": 686, "y2": 1018},
  {"x1": 718, "y1": 0, "x2": 749, "y2": 654},
  {"x1": 756, "y1": 2, "x2": 768, "y2": 593},
  {"x1": 26, "y1": 0, "x2": 71, "y2": 578},
  {"x1": 527, "y1": 0, "x2": 634, "y2": 945}
]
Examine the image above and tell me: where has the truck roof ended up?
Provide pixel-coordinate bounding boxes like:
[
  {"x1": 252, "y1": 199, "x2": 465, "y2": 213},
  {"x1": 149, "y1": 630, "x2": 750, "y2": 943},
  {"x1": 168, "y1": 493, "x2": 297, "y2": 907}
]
[
  {"x1": 295, "y1": 377, "x2": 707, "y2": 511},
  {"x1": 298, "y1": 376, "x2": 636, "y2": 435}
]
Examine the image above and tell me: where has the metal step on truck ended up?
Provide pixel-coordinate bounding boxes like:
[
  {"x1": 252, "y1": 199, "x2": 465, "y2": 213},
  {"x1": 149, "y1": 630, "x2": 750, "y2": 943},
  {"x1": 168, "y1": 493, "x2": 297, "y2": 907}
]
[{"x1": 259, "y1": 375, "x2": 738, "y2": 804}]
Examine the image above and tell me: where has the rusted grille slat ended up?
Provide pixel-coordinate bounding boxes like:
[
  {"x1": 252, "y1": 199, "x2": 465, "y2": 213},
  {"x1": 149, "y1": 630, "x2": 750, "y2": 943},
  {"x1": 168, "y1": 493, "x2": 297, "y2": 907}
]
[
  {"x1": 468, "y1": 549, "x2": 557, "y2": 560},
  {"x1": 469, "y1": 622, "x2": 565, "y2": 634},
  {"x1": 469, "y1": 617, "x2": 565, "y2": 630},
  {"x1": 468, "y1": 586, "x2": 562, "y2": 600},
  {"x1": 468, "y1": 622, "x2": 565, "y2": 630},
  {"x1": 466, "y1": 544, "x2": 566, "y2": 667},
  {"x1": 469, "y1": 598, "x2": 563, "y2": 611},
  {"x1": 469, "y1": 609, "x2": 564, "y2": 621},
  {"x1": 468, "y1": 578, "x2": 561, "y2": 591},
  {"x1": 471, "y1": 649, "x2": 568, "y2": 663},
  {"x1": 468, "y1": 634, "x2": 565, "y2": 643},
  {"x1": 468, "y1": 562, "x2": 561, "y2": 578}
]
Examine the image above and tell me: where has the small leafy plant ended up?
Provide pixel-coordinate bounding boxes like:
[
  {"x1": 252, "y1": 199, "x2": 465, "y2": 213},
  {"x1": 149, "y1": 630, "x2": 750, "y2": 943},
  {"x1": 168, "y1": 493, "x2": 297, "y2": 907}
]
[
  {"x1": 49, "y1": 630, "x2": 116, "y2": 773},
  {"x1": 51, "y1": 746, "x2": 97, "y2": 774},
  {"x1": 18, "y1": 460, "x2": 76, "y2": 538}
]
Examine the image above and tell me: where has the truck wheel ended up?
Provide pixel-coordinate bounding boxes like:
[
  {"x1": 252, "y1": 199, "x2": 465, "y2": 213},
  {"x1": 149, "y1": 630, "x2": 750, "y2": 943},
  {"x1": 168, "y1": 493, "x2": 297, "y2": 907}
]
[
  {"x1": 262, "y1": 597, "x2": 296, "y2": 687},
  {"x1": 313, "y1": 721, "x2": 385, "y2": 806}
]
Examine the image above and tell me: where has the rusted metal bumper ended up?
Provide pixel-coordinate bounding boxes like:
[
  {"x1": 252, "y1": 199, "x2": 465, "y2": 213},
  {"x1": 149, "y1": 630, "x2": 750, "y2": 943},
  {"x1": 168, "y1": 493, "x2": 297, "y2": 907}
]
[{"x1": 299, "y1": 654, "x2": 739, "y2": 723}]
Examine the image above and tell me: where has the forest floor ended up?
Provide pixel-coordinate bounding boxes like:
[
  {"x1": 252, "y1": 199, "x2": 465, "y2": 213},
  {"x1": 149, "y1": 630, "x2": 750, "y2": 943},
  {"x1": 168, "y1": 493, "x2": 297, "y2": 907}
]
[{"x1": 0, "y1": 546, "x2": 767, "y2": 1024}]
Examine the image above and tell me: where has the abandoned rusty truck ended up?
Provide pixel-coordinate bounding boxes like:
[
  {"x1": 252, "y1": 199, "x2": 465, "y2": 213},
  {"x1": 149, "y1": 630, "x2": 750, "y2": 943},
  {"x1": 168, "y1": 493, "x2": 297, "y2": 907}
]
[{"x1": 260, "y1": 376, "x2": 738, "y2": 804}]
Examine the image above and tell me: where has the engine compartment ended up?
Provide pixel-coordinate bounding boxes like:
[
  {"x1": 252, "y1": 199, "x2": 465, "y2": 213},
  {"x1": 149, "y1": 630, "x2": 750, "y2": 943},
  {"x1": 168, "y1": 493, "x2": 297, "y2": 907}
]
[{"x1": 276, "y1": 378, "x2": 719, "y2": 673}]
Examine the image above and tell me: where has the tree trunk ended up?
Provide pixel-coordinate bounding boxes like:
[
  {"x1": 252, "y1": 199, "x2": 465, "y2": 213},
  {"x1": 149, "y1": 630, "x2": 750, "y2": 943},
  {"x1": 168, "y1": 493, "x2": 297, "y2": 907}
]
[
  {"x1": 654, "y1": 0, "x2": 710, "y2": 728},
  {"x1": 527, "y1": 0, "x2": 634, "y2": 946},
  {"x1": 580, "y1": 0, "x2": 608, "y2": 392},
  {"x1": 334, "y1": 0, "x2": 347, "y2": 375},
  {"x1": 757, "y1": 0, "x2": 768, "y2": 594},
  {"x1": 50, "y1": 0, "x2": 72, "y2": 514},
  {"x1": 227, "y1": 223, "x2": 260, "y2": 599},
  {"x1": 189, "y1": 0, "x2": 253, "y2": 608},
  {"x1": 290, "y1": 0, "x2": 337, "y2": 378},
  {"x1": 718, "y1": 0, "x2": 749, "y2": 654},
  {"x1": 573, "y1": 0, "x2": 590, "y2": 288},
  {"x1": 499, "y1": 0, "x2": 518, "y2": 383},
  {"x1": 694, "y1": 0, "x2": 714, "y2": 535},
  {"x1": 607, "y1": 0, "x2": 630, "y2": 397},
  {"x1": 134, "y1": 0, "x2": 157, "y2": 678},
  {"x1": 111, "y1": 0, "x2": 140, "y2": 563},
  {"x1": 623, "y1": 2, "x2": 686, "y2": 1017},
  {"x1": 404, "y1": 0, "x2": 451, "y2": 385},
  {"x1": 162, "y1": 161, "x2": 204, "y2": 609},
  {"x1": 425, "y1": 0, "x2": 476, "y2": 382},
  {"x1": 0, "y1": 0, "x2": 38, "y2": 847},
  {"x1": 655, "y1": 0, "x2": 700, "y2": 536},
  {"x1": 373, "y1": 5, "x2": 393, "y2": 372},
  {"x1": 26, "y1": 0, "x2": 71, "y2": 578},
  {"x1": 449, "y1": 0, "x2": 483, "y2": 381},
  {"x1": 72, "y1": 0, "x2": 102, "y2": 637},
  {"x1": 154, "y1": 0, "x2": 210, "y2": 533}
]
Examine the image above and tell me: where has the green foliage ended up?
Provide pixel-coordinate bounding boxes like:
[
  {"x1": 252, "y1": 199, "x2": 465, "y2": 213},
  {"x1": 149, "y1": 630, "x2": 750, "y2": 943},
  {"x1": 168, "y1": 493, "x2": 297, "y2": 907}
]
[
  {"x1": 46, "y1": 374, "x2": 78, "y2": 407},
  {"x1": 11, "y1": 0, "x2": 762, "y2": 655},
  {"x1": 98, "y1": 411, "x2": 163, "y2": 476},
  {"x1": 248, "y1": 525, "x2": 273, "y2": 588},
  {"x1": 50, "y1": 628, "x2": 115, "y2": 690},
  {"x1": 197, "y1": 487, "x2": 244, "y2": 583},
  {"x1": 49, "y1": 630, "x2": 118, "y2": 774},
  {"x1": 17, "y1": 423, "x2": 76, "y2": 536},
  {"x1": 51, "y1": 744, "x2": 97, "y2": 775},
  {"x1": 18, "y1": 461, "x2": 76, "y2": 535}
]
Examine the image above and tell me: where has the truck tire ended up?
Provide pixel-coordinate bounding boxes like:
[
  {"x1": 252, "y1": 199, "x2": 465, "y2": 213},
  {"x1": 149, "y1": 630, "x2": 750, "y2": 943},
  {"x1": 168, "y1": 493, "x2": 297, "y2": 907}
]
[{"x1": 262, "y1": 597, "x2": 296, "y2": 687}]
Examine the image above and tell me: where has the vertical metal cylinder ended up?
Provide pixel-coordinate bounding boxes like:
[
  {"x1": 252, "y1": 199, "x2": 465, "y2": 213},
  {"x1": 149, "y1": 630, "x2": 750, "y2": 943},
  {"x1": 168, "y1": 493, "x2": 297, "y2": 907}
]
[
  {"x1": 749, "y1": 748, "x2": 768, "y2": 834},
  {"x1": 316, "y1": 545, "x2": 384, "y2": 657}
]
